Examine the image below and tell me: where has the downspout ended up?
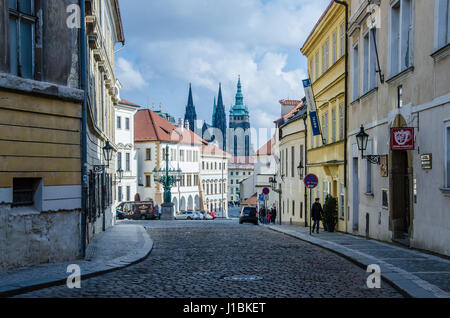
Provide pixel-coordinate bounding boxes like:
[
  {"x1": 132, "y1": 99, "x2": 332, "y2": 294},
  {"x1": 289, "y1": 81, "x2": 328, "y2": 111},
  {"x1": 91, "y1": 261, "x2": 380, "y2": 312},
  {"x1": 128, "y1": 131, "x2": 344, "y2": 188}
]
[
  {"x1": 303, "y1": 116, "x2": 308, "y2": 228},
  {"x1": 80, "y1": 0, "x2": 88, "y2": 258},
  {"x1": 334, "y1": 0, "x2": 349, "y2": 233}
]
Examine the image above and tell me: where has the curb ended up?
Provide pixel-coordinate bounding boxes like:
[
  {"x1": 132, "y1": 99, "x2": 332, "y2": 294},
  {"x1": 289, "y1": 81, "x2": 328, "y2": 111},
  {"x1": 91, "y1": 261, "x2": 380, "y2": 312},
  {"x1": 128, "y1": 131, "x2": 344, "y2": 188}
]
[
  {"x1": 0, "y1": 226, "x2": 154, "y2": 298},
  {"x1": 263, "y1": 225, "x2": 441, "y2": 298}
]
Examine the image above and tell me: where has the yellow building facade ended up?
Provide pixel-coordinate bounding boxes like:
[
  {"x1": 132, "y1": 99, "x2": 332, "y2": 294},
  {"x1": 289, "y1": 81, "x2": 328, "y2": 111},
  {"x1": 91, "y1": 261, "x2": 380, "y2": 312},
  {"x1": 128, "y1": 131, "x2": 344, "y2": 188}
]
[{"x1": 301, "y1": 1, "x2": 348, "y2": 232}]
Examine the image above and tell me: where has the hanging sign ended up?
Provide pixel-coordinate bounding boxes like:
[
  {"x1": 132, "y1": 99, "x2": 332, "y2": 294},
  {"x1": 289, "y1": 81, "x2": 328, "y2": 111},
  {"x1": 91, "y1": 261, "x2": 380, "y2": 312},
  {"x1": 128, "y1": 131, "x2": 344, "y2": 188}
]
[
  {"x1": 391, "y1": 128, "x2": 414, "y2": 150},
  {"x1": 302, "y1": 79, "x2": 321, "y2": 136}
]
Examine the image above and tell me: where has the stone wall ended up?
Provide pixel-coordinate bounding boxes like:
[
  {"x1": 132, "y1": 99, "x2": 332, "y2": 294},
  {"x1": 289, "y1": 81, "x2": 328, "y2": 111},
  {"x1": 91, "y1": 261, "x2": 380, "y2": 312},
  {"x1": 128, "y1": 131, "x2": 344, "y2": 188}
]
[{"x1": 0, "y1": 205, "x2": 81, "y2": 270}]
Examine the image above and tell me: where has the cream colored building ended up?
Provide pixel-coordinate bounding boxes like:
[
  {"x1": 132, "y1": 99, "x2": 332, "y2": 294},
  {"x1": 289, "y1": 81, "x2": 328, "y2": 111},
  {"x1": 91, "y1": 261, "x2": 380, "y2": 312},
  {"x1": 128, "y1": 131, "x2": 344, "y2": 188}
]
[
  {"x1": 347, "y1": 0, "x2": 450, "y2": 256},
  {"x1": 228, "y1": 157, "x2": 254, "y2": 204},
  {"x1": 277, "y1": 101, "x2": 308, "y2": 226}
]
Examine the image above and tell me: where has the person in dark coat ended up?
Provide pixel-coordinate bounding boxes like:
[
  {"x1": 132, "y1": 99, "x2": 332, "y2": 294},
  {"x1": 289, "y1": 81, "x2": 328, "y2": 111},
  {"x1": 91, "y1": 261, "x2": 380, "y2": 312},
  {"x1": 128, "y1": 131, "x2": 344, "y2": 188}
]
[
  {"x1": 311, "y1": 198, "x2": 323, "y2": 234},
  {"x1": 271, "y1": 207, "x2": 277, "y2": 224}
]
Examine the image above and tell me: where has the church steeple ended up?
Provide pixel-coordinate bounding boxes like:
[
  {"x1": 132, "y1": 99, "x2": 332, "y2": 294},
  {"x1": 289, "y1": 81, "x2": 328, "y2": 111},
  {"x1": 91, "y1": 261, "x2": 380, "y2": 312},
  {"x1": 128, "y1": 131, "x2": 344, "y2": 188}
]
[
  {"x1": 184, "y1": 83, "x2": 197, "y2": 131},
  {"x1": 213, "y1": 83, "x2": 227, "y2": 151},
  {"x1": 212, "y1": 96, "x2": 217, "y2": 127},
  {"x1": 230, "y1": 75, "x2": 249, "y2": 116}
]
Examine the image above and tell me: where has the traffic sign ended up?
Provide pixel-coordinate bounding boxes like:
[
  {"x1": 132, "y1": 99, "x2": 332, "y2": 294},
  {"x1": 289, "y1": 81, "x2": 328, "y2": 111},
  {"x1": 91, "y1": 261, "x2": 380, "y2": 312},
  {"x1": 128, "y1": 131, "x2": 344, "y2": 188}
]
[
  {"x1": 262, "y1": 187, "x2": 270, "y2": 195},
  {"x1": 304, "y1": 174, "x2": 319, "y2": 189},
  {"x1": 258, "y1": 194, "x2": 265, "y2": 202}
]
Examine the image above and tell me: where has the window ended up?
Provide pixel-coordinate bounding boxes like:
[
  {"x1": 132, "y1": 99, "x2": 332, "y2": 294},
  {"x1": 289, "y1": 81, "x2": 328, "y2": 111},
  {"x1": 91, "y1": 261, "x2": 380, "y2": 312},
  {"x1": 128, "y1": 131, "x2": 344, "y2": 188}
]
[
  {"x1": 292, "y1": 200, "x2": 295, "y2": 216},
  {"x1": 435, "y1": 0, "x2": 450, "y2": 50},
  {"x1": 118, "y1": 186, "x2": 123, "y2": 202},
  {"x1": 231, "y1": 180, "x2": 233, "y2": 184},
  {"x1": 445, "y1": 122, "x2": 450, "y2": 187},
  {"x1": 117, "y1": 116, "x2": 121, "y2": 129},
  {"x1": 340, "y1": 23, "x2": 345, "y2": 58},
  {"x1": 8, "y1": 0, "x2": 36, "y2": 78},
  {"x1": 145, "y1": 175, "x2": 151, "y2": 187},
  {"x1": 325, "y1": 40, "x2": 329, "y2": 70},
  {"x1": 310, "y1": 59, "x2": 314, "y2": 81},
  {"x1": 231, "y1": 171, "x2": 234, "y2": 176},
  {"x1": 333, "y1": 31, "x2": 337, "y2": 64},
  {"x1": 125, "y1": 153, "x2": 130, "y2": 171},
  {"x1": 352, "y1": 43, "x2": 360, "y2": 100},
  {"x1": 125, "y1": 118, "x2": 130, "y2": 130},
  {"x1": 322, "y1": 44, "x2": 326, "y2": 74},
  {"x1": 398, "y1": 85, "x2": 403, "y2": 108},
  {"x1": 180, "y1": 150, "x2": 185, "y2": 162},
  {"x1": 171, "y1": 149, "x2": 177, "y2": 161},
  {"x1": 117, "y1": 152, "x2": 122, "y2": 170},
  {"x1": 291, "y1": 146, "x2": 295, "y2": 178},
  {"x1": 202, "y1": 161, "x2": 205, "y2": 170},
  {"x1": 12, "y1": 177, "x2": 41, "y2": 207},
  {"x1": 126, "y1": 186, "x2": 130, "y2": 201},
  {"x1": 339, "y1": 105, "x2": 344, "y2": 140},
  {"x1": 390, "y1": 0, "x2": 413, "y2": 76},
  {"x1": 145, "y1": 148, "x2": 151, "y2": 161},
  {"x1": 315, "y1": 52, "x2": 319, "y2": 80},
  {"x1": 322, "y1": 113, "x2": 328, "y2": 144},
  {"x1": 340, "y1": 183, "x2": 345, "y2": 218},
  {"x1": 366, "y1": 160, "x2": 372, "y2": 193},
  {"x1": 362, "y1": 30, "x2": 378, "y2": 94},
  {"x1": 332, "y1": 108, "x2": 336, "y2": 143}
]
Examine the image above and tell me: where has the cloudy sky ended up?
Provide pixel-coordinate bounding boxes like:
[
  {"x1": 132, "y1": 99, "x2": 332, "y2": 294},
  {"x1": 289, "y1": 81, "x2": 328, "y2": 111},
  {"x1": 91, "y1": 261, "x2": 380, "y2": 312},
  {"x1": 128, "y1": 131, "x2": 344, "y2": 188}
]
[{"x1": 116, "y1": 0, "x2": 330, "y2": 144}]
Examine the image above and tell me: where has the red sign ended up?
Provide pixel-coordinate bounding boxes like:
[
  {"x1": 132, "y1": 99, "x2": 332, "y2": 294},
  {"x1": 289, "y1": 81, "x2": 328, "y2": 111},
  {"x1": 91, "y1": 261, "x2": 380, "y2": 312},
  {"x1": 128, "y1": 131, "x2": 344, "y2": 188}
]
[
  {"x1": 304, "y1": 174, "x2": 318, "y2": 189},
  {"x1": 391, "y1": 128, "x2": 414, "y2": 150}
]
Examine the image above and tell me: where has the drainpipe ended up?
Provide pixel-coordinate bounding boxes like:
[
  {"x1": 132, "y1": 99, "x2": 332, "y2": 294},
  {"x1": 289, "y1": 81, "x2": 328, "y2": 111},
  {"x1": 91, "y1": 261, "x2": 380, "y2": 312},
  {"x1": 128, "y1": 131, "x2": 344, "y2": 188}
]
[
  {"x1": 303, "y1": 116, "x2": 308, "y2": 228},
  {"x1": 80, "y1": 0, "x2": 88, "y2": 258},
  {"x1": 334, "y1": 0, "x2": 349, "y2": 233}
]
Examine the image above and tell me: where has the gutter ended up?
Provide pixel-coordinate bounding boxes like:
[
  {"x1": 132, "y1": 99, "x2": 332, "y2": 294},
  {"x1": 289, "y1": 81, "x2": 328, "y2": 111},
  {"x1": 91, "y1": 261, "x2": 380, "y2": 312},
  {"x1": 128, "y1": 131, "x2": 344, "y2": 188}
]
[{"x1": 80, "y1": 0, "x2": 88, "y2": 258}]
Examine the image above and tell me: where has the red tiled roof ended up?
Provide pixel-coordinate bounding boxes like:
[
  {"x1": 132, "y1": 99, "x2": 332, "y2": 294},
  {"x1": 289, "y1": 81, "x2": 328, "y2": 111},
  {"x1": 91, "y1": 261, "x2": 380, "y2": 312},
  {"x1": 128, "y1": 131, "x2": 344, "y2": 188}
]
[
  {"x1": 134, "y1": 109, "x2": 204, "y2": 145},
  {"x1": 279, "y1": 99, "x2": 302, "y2": 106},
  {"x1": 229, "y1": 156, "x2": 254, "y2": 165},
  {"x1": 120, "y1": 99, "x2": 140, "y2": 107},
  {"x1": 254, "y1": 138, "x2": 275, "y2": 156},
  {"x1": 201, "y1": 143, "x2": 230, "y2": 158},
  {"x1": 274, "y1": 100, "x2": 305, "y2": 124},
  {"x1": 241, "y1": 193, "x2": 258, "y2": 206}
]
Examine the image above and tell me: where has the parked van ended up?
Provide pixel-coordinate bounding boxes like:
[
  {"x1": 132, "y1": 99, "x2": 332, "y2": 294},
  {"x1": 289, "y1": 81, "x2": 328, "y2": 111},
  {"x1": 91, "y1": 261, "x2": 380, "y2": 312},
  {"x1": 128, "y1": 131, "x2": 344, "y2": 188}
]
[{"x1": 116, "y1": 200, "x2": 157, "y2": 220}]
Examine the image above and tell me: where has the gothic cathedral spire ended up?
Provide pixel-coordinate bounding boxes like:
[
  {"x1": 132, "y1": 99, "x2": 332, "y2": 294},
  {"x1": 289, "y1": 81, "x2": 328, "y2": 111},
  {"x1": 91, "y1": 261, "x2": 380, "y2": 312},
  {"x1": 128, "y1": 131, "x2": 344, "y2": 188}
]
[
  {"x1": 213, "y1": 83, "x2": 227, "y2": 151},
  {"x1": 184, "y1": 83, "x2": 197, "y2": 131}
]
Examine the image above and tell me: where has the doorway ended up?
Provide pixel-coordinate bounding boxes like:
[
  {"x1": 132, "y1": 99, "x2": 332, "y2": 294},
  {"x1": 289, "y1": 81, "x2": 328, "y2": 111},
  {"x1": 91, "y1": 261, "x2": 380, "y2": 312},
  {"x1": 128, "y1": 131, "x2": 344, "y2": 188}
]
[
  {"x1": 352, "y1": 158, "x2": 359, "y2": 231},
  {"x1": 391, "y1": 150, "x2": 411, "y2": 240}
]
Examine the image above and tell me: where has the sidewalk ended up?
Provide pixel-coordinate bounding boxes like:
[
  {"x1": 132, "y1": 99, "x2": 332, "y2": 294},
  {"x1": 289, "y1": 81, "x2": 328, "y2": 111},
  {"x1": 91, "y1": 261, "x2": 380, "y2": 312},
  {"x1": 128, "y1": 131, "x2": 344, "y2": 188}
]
[
  {"x1": 263, "y1": 224, "x2": 450, "y2": 298},
  {"x1": 0, "y1": 224, "x2": 153, "y2": 297}
]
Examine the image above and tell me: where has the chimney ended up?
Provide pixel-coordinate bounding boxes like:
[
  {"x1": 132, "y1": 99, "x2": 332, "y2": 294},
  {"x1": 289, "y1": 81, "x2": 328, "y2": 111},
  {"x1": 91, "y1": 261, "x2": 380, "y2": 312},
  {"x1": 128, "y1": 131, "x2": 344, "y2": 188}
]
[
  {"x1": 178, "y1": 118, "x2": 183, "y2": 128},
  {"x1": 184, "y1": 120, "x2": 189, "y2": 130}
]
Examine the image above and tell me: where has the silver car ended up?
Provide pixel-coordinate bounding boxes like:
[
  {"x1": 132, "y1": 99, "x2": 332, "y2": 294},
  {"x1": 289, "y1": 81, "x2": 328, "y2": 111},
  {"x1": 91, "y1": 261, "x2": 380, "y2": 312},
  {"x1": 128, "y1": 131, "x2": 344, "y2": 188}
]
[{"x1": 175, "y1": 211, "x2": 195, "y2": 220}]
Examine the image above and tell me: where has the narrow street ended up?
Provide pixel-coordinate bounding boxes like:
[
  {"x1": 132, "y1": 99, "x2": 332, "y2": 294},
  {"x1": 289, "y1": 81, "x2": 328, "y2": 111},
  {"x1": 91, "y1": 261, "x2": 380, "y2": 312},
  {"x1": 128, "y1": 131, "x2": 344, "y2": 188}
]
[{"x1": 17, "y1": 219, "x2": 402, "y2": 298}]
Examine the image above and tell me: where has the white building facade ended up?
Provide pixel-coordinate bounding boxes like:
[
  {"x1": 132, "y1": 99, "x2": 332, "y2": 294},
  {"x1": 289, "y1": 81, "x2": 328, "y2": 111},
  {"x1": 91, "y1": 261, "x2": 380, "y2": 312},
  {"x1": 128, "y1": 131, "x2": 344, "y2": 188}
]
[
  {"x1": 200, "y1": 143, "x2": 230, "y2": 217},
  {"x1": 135, "y1": 109, "x2": 203, "y2": 214},
  {"x1": 115, "y1": 99, "x2": 139, "y2": 203}
]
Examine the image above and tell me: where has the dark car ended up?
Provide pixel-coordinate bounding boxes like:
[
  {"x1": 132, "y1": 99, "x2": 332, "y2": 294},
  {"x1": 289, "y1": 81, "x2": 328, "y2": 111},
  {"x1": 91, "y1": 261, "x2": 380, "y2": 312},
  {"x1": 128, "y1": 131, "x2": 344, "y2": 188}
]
[
  {"x1": 116, "y1": 202, "x2": 134, "y2": 220},
  {"x1": 127, "y1": 200, "x2": 157, "y2": 220},
  {"x1": 239, "y1": 207, "x2": 258, "y2": 225}
]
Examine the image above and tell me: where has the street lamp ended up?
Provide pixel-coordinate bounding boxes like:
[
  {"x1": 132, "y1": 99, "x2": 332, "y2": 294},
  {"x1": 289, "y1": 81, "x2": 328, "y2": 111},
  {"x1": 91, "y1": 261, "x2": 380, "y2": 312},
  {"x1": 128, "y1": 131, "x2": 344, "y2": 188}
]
[
  {"x1": 153, "y1": 144, "x2": 182, "y2": 204},
  {"x1": 356, "y1": 125, "x2": 381, "y2": 165},
  {"x1": 116, "y1": 168, "x2": 124, "y2": 182},
  {"x1": 297, "y1": 161, "x2": 304, "y2": 179},
  {"x1": 103, "y1": 140, "x2": 114, "y2": 167}
]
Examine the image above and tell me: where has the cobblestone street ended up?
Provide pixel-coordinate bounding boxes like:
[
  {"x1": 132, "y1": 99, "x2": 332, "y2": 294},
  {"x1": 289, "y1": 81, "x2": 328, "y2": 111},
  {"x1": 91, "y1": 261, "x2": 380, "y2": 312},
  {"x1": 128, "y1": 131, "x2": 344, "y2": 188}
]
[{"x1": 16, "y1": 220, "x2": 402, "y2": 298}]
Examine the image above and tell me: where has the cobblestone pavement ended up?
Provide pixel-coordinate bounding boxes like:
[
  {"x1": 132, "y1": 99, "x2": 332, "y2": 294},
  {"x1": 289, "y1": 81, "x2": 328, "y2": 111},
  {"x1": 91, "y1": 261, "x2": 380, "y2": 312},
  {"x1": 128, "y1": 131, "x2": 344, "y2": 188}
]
[{"x1": 17, "y1": 220, "x2": 403, "y2": 298}]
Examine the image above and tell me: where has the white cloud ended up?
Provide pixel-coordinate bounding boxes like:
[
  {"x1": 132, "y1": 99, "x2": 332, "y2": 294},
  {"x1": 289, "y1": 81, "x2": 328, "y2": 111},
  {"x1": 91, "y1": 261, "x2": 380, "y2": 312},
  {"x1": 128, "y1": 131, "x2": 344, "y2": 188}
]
[{"x1": 116, "y1": 57, "x2": 148, "y2": 90}]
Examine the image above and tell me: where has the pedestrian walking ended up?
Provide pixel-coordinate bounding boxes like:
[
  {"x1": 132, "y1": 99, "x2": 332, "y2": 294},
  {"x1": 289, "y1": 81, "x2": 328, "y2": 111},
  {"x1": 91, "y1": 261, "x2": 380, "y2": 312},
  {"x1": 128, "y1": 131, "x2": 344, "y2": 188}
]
[
  {"x1": 267, "y1": 209, "x2": 271, "y2": 224},
  {"x1": 271, "y1": 206, "x2": 277, "y2": 224},
  {"x1": 260, "y1": 208, "x2": 266, "y2": 224},
  {"x1": 311, "y1": 198, "x2": 323, "y2": 234}
]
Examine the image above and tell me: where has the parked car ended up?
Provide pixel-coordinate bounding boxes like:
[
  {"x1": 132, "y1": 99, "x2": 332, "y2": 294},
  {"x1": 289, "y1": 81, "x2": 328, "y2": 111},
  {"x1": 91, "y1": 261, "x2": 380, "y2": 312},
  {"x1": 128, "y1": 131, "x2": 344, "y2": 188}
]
[
  {"x1": 116, "y1": 202, "x2": 134, "y2": 220},
  {"x1": 239, "y1": 207, "x2": 258, "y2": 225},
  {"x1": 175, "y1": 211, "x2": 195, "y2": 220},
  {"x1": 208, "y1": 212, "x2": 217, "y2": 219},
  {"x1": 193, "y1": 212, "x2": 202, "y2": 220},
  {"x1": 204, "y1": 212, "x2": 213, "y2": 220}
]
